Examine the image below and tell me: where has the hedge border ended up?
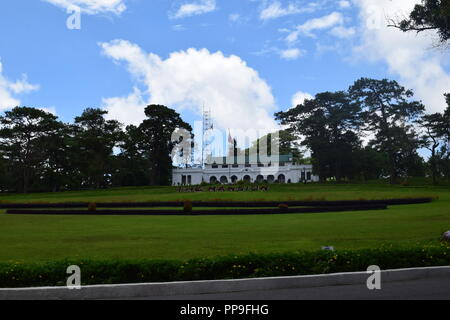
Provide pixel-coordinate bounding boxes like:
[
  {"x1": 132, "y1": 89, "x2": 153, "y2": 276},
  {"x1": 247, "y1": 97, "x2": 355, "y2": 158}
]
[
  {"x1": 5, "y1": 204, "x2": 387, "y2": 215},
  {"x1": 0, "y1": 197, "x2": 433, "y2": 209},
  {"x1": 0, "y1": 245, "x2": 449, "y2": 288}
]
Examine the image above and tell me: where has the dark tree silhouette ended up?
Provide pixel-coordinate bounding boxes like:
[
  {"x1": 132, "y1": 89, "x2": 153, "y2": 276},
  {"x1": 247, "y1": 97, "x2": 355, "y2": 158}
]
[{"x1": 389, "y1": 0, "x2": 450, "y2": 46}]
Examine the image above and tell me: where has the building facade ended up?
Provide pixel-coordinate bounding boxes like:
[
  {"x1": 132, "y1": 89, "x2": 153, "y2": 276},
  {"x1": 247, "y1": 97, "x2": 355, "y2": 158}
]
[{"x1": 172, "y1": 154, "x2": 319, "y2": 185}]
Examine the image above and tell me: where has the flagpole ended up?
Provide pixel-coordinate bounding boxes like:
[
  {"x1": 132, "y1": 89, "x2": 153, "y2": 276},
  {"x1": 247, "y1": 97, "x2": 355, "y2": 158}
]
[
  {"x1": 202, "y1": 104, "x2": 204, "y2": 169},
  {"x1": 228, "y1": 130, "x2": 231, "y2": 183}
]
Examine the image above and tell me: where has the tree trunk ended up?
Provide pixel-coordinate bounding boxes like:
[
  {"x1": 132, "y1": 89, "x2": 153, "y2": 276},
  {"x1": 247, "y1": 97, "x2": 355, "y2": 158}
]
[
  {"x1": 22, "y1": 168, "x2": 29, "y2": 194},
  {"x1": 388, "y1": 152, "x2": 398, "y2": 184},
  {"x1": 431, "y1": 144, "x2": 437, "y2": 185}
]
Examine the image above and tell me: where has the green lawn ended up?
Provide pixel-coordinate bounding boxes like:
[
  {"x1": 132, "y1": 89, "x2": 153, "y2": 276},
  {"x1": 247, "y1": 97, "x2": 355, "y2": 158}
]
[{"x1": 0, "y1": 184, "x2": 449, "y2": 263}]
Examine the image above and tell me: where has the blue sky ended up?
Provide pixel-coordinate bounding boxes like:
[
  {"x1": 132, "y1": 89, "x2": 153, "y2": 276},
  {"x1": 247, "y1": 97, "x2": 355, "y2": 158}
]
[{"x1": 0, "y1": 0, "x2": 449, "y2": 134}]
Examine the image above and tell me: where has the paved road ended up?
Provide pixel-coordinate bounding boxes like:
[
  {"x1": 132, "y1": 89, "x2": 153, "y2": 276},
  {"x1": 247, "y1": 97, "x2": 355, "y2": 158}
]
[{"x1": 135, "y1": 276, "x2": 450, "y2": 300}]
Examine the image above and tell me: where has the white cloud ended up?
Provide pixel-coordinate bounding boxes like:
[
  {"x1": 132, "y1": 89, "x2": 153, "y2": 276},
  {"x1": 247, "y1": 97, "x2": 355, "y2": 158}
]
[
  {"x1": 329, "y1": 25, "x2": 355, "y2": 38},
  {"x1": 102, "y1": 87, "x2": 146, "y2": 126},
  {"x1": 286, "y1": 12, "x2": 345, "y2": 42},
  {"x1": 260, "y1": 1, "x2": 313, "y2": 20},
  {"x1": 251, "y1": 45, "x2": 307, "y2": 61},
  {"x1": 353, "y1": 0, "x2": 450, "y2": 113},
  {"x1": 297, "y1": 12, "x2": 344, "y2": 33},
  {"x1": 42, "y1": 0, "x2": 126, "y2": 15},
  {"x1": 172, "y1": 24, "x2": 186, "y2": 31},
  {"x1": 291, "y1": 91, "x2": 313, "y2": 107},
  {"x1": 99, "y1": 40, "x2": 279, "y2": 132},
  {"x1": 338, "y1": 1, "x2": 351, "y2": 9},
  {"x1": 171, "y1": 0, "x2": 216, "y2": 19},
  {"x1": 0, "y1": 60, "x2": 39, "y2": 110},
  {"x1": 39, "y1": 106, "x2": 58, "y2": 115},
  {"x1": 229, "y1": 13, "x2": 240, "y2": 22},
  {"x1": 279, "y1": 48, "x2": 305, "y2": 60}
]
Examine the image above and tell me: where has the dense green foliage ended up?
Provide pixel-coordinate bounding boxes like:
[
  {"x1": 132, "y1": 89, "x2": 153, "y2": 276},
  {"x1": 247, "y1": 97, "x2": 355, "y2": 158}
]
[
  {"x1": 0, "y1": 107, "x2": 65, "y2": 193},
  {"x1": 276, "y1": 78, "x2": 450, "y2": 184},
  {"x1": 0, "y1": 105, "x2": 191, "y2": 193},
  {"x1": 1, "y1": 245, "x2": 449, "y2": 288}
]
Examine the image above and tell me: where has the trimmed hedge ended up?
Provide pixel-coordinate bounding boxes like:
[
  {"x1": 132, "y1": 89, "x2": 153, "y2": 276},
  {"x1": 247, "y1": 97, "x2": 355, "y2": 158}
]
[
  {"x1": 1, "y1": 245, "x2": 449, "y2": 288},
  {"x1": 6, "y1": 205, "x2": 387, "y2": 216},
  {"x1": 87, "y1": 203, "x2": 97, "y2": 212},
  {"x1": 0, "y1": 198, "x2": 433, "y2": 209},
  {"x1": 183, "y1": 200, "x2": 193, "y2": 213}
]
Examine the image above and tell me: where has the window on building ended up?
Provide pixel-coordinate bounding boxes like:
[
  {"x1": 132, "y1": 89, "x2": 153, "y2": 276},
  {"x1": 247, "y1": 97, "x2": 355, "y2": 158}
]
[
  {"x1": 222, "y1": 165, "x2": 229, "y2": 168},
  {"x1": 307, "y1": 172, "x2": 312, "y2": 181},
  {"x1": 245, "y1": 164, "x2": 252, "y2": 168},
  {"x1": 188, "y1": 175, "x2": 192, "y2": 185}
]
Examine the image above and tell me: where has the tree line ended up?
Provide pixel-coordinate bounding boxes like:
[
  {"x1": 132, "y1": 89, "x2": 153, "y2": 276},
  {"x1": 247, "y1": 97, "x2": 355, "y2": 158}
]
[
  {"x1": 0, "y1": 105, "x2": 191, "y2": 193},
  {"x1": 275, "y1": 78, "x2": 450, "y2": 184},
  {"x1": 0, "y1": 77, "x2": 448, "y2": 193}
]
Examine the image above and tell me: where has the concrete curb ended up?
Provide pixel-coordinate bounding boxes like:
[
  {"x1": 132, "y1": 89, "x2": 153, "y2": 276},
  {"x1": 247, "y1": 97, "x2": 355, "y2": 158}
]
[{"x1": 1, "y1": 266, "x2": 449, "y2": 300}]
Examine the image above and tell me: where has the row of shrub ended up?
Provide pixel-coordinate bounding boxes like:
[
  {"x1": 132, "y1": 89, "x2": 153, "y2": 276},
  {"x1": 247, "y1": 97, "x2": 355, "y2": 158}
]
[
  {"x1": 1, "y1": 245, "x2": 449, "y2": 288},
  {"x1": 0, "y1": 198, "x2": 434, "y2": 209},
  {"x1": 6, "y1": 205, "x2": 387, "y2": 216}
]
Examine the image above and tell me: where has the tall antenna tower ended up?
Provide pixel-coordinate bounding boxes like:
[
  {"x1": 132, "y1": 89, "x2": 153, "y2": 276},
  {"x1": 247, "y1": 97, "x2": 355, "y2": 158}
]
[{"x1": 202, "y1": 106, "x2": 213, "y2": 167}]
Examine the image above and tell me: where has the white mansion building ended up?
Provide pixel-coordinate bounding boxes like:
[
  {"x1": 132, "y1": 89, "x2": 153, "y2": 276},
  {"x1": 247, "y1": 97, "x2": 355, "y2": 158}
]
[{"x1": 172, "y1": 154, "x2": 319, "y2": 185}]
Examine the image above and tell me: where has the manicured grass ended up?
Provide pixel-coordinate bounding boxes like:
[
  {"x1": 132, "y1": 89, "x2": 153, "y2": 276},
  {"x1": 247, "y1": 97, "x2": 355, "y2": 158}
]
[
  {"x1": 0, "y1": 183, "x2": 444, "y2": 203},
  {"x1": 0, "y1": 184, "x2": 448, "y2": 263}
]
